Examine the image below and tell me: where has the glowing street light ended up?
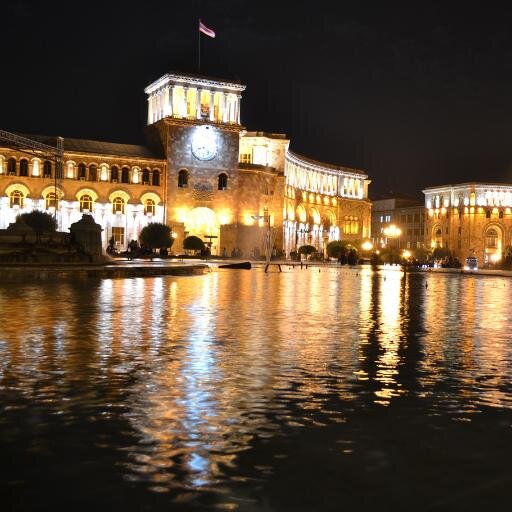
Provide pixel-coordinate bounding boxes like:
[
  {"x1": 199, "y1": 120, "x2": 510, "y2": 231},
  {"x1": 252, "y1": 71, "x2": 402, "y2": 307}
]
[
  {"x1": 383, "y1": 225, "x2": 402, "y2": 238},
  {"x1": 361, "y1": 240, "x2": 373, "y2": 252},
  {"x1": 402, "y1": 249, "x2": 411, "y2": 260}
]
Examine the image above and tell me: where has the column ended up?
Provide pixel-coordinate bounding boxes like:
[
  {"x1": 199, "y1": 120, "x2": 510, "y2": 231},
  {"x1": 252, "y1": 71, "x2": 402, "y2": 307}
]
[
  {"x1": 235, "y1": 95, "x2": 241, "y2": 124},
  {"x1": 209, "y1": 91, "x2": 214, "y2": 121},
  {"x1": 196, "y1": 88, "x2": 201, "y2": 119},
  {"x1": 221, "y1": 93, "x2": 227, "y2": 123},
  {"x1": 148, "y1": 95, "x2": 153, "y2": 124},
  {"x1": 183, "y1": 87, "x2": 189, "y2": 117},
  {"x1": 167, "y1": 86, "x2": 173, "y2": 116},
  {"x1": 163, "y1": 87, "x2": 170, "y2": 116}
]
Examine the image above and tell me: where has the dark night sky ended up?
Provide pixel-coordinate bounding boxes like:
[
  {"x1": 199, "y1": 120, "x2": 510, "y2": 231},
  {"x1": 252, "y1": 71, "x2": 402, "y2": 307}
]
[{"x1": 4, "y1": 0, "x2": 512, "y2": 197}]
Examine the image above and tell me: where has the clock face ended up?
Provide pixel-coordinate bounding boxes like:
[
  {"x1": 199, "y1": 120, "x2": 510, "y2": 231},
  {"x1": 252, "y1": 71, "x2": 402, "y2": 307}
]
[{"x1": 192, "y1": 127, "x2": 217, "y2": 161}]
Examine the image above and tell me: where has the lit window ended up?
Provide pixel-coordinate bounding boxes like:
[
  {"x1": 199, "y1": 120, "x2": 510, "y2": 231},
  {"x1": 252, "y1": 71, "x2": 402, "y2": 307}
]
[
  {"x1": 485, "y1": 229, "x2": 498, "y2": 248},
  {"x1": 145, "y1": 199, "x2": 156, "y2": 215},
  {"x1": 80, "y1": 194, "x2": 93, "y2": 212},
  {"x1": 112, "y1": 227, "x2": 125, "y2": 245},
  {"x1": 10, "y1": 190, "x2": 24, "y2": 208},
  {"x1": 112, "y1": 197, "x2": 125, "y2": 214},
  {"x1": 240, "y1": 153, "x2": 252, "y2": 164},
  {"x1": 45, "y1": 192, "x2": 58, "y2": 209}
]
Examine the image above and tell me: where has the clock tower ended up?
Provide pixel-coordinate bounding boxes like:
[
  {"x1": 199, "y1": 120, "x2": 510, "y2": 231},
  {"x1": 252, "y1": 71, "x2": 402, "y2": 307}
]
[{"x1": 144, "y1": 72, "x2": 245, "y2": 254}]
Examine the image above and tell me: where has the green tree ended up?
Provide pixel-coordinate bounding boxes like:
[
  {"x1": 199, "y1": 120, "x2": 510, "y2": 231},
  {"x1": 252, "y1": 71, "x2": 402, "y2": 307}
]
[
  {"x1": 183, "y1": 235, "x2": 205, "y2": 253},
  {"x1": 17, "y1": 211, "x2": 56, "y2": 241},
  {"x1": 139, "y1": 223, "x2": 173, "y2": 251}
]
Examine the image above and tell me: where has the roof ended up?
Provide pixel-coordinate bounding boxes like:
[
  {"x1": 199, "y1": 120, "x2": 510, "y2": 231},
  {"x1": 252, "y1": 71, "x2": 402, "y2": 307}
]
[
  {"x1": 243, "y1": 131, "x2": 288, "y2": 140},
  {"x1": 423, "y1": 182, "x2": 512, "y2": 192},
  {"x1": 13, "y1": 133, "x2": 164, "y2": 159},
  {"x1": 286, "y1": 149, "x2": 366, "y2": 176}
]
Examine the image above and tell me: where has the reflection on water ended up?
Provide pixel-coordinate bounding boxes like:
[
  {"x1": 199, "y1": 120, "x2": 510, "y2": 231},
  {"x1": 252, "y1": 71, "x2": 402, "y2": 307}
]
[{"x1": 1, "y1": 267, "x2": 512, "y2": 508}]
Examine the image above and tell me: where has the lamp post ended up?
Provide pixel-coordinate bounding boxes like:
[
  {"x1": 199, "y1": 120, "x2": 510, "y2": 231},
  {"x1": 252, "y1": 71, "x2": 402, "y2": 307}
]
[{"x1": 383, "y1": 225, "x2": 402, "y2": 250}]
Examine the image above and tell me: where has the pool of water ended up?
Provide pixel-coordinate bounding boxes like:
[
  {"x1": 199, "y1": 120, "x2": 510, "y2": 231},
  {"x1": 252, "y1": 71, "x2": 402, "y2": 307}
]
[{"x1": 1, "y1": 267, "x2": 512, "y2": 510}]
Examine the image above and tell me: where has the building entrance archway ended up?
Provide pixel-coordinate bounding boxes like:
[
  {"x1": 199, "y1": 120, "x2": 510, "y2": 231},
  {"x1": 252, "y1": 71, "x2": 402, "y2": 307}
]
[{"x1": 187, "y1": 207, "x2": 220, "y2": 254}]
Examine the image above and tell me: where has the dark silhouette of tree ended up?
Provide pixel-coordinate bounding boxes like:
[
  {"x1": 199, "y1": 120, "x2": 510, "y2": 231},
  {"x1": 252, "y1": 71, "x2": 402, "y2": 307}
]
[
  {"x1": 298, "y1": 244, "x2": 317, "y2": 257},
  {"x1": 139, "y1": 223, "x2": 173, "y2": 250},
  {"x1": 17, "y1": 211, "x2": 56, "y2": 241},
  {"x1": 183, "y1": 235, "x2": 205, "y2": 253}
]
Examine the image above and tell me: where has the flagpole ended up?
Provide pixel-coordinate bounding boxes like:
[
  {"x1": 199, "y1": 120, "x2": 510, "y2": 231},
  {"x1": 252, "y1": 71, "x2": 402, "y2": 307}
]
[{"x1": 198, "y1": 19, "x2": 201, "y2": 73}]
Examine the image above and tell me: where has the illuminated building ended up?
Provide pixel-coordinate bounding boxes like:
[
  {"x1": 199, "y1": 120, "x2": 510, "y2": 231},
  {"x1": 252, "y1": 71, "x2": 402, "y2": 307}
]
[
  {"x1": 0, "y1": 71, "x2": 372, "y2": 256},
  {"x1": 371, "y1": 196, "x2": 426, "y2": 250},
  {"x1": 423, "y1": 182, "x2": 512, "y2": 264}
]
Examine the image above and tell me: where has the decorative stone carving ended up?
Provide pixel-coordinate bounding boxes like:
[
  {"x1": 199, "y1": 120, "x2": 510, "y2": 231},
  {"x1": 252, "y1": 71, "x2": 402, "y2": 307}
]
[{"x1": 192, "y1": 182, "x2": 214, "y2": 202}]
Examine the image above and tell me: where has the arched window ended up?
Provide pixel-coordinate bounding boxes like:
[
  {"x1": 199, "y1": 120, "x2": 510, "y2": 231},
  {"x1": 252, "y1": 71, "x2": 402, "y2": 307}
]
[
  {"x1": 43, "y1": 161, "x2": 52, "y2": 178},
  {"x1": 142, "y1": 169, "x2": 150, "y2": 184},
  {"x1": 7, "y1": 158, "x2": 16, "y2": 175},
  {"x1": 113, "y1": 197, "x2": 125, "y2": 214},
  {"x1": 178, "y1": 169, "x2": 188, "y2": 188},
  {"x1": 19, "y1": 159, "x2": 28, "y2": 177},
  {"x1": 10, "y1": 190, "x2": 24, "y2": 208},
  {"x1": 78, "y1": 163, "x2": 87, "y2": 180},
  {"x1": 152, "y1": 170, "x2": 160, "y2": 186},
  {"x1": 89, "y1": 165, "x2": 97, "y2": 181},
  {"x1": 79, "y1": 194, "x2": 93, "y2": 212},
  {"x1": 485, "y1": 228, "x2": 498, "y2": 248},
  {"x1": 121, "y1": 167, "x2": 130, "y2": 184},
  {"x1": 45, "y1": 192, "x2": 58, "y2": 209},
  {"x1": 111, "y1": 166, "x2": 119, "y2": 183},
  {"x1": 218, "y1": 173, "x2": 228, "y2": 190},
  {"x1": 144, "y1": 199, "x2": 156, "y2": 215}
]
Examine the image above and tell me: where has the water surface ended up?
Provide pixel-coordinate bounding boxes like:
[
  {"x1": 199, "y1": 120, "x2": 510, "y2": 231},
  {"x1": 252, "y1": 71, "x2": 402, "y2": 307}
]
[{"x1": 1, "y1": 267, "x2": 512, "y2": 511}]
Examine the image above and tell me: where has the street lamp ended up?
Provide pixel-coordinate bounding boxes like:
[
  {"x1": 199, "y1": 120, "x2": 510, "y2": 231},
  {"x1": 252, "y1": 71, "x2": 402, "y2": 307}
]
[{"x1": 383, "y1": 224, "x2": 402, "y2": 249}]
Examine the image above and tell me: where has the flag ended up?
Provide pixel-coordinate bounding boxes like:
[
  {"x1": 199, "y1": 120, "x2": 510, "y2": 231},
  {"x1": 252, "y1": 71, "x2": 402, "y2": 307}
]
[{"x1": 199, "y1": 20, "x2": 215, "y2": 38}]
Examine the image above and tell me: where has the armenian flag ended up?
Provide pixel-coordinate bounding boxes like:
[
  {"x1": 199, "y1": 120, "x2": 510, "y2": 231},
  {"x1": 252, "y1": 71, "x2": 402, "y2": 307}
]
[{"x1": 199, "y1": 20, "x2": 215, "y2": 38}]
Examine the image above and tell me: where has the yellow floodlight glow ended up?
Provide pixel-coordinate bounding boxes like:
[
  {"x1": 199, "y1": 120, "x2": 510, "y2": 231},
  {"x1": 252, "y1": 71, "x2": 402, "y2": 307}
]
[
  {"x1": 361, "y1": 241, "x2": 373, "y2": 251},
  {"x1": 490, "y1": 253, "x2": 501, "y2": 263},
  {"x1": 383, "y1": 225, "x2": 401, "y2": 238},
  {"x1": 402, "y1": 250, "x2": 411, "y2": 259}
]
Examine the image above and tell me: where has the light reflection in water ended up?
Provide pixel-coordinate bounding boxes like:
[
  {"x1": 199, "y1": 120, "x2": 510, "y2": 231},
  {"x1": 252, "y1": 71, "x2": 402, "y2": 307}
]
[{"x1": 1, "y1": 268, "x2": 512, "y2": 500}]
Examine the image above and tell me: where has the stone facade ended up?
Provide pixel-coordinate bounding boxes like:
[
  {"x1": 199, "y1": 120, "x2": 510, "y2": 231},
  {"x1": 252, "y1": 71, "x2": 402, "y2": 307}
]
[
  {"x1": 1, "y1": 71, "x2": 373, "y2": 258},
  {"x1": 423, "y1": 183, "x2": 512, "y2": 265}
]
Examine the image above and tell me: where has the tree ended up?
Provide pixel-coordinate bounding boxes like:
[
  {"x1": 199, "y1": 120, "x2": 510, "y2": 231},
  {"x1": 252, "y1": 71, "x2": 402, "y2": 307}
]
[
  {"x1": 326, "y1": 240, "x2": 349, "y2": 259},
  {"x1": 139, "y1": 223, "x2": 173, "y2": 251},
  {"x1": 298, "y1": 244, "x2": 317, "y2": 258},
  {"x1": 183, "y1": 235, "x2": 205, "y2": 253},
  {"x1": 17, "y1": 211, "x2": 56, "y2": 241}
]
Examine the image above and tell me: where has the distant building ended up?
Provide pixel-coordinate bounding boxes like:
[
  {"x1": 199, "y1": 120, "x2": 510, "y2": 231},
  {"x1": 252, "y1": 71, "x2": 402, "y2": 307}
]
[
  {"x1": 1, "y1": 71, "x2": 372, "y2": 257},
  {"x1": 371, "y1": 196, "x2": 426, "y2": 251},
  {"x1": 423, "y1": 182, "x2": 512, "y2": 265}
]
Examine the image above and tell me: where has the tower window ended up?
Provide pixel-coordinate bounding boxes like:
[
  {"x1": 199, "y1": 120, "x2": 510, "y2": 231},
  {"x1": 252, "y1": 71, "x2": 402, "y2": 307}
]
[
  {"x1": 178, "y1": 169, "x2": 188, "y2": 188},
  {"x1": 218, "y1": 173, "x2": 228, "y2": 190}
]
